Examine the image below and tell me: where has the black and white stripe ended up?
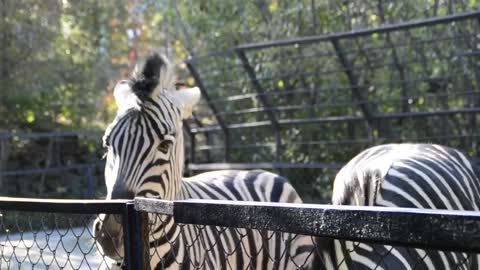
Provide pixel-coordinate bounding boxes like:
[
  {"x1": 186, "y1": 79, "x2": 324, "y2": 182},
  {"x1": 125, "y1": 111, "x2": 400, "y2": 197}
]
[
  {"x1": 147, "y1": 170, "x2": 318, "y2": 269},
  {"x1": 95, "y1": 53, "x2": 320, "y2": 269},
  {"x1": 332, "y1": 143, "x2": 480, "y2": 270}
]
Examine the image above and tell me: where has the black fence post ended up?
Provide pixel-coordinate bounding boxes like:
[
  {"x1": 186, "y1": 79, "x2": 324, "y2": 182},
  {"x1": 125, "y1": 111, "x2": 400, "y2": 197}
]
[{"x1": 122, "y1": 202, "x2": 149, "y2": 270}]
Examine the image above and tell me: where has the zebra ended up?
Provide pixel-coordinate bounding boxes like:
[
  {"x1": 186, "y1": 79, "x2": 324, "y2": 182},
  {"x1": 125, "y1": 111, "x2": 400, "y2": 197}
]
[
  {"x1": 331, "y1": 143, "x2": 480, "y2": 270},
  {"x1": 93, "y1": 53, "x2": 327, "y2": 270}
]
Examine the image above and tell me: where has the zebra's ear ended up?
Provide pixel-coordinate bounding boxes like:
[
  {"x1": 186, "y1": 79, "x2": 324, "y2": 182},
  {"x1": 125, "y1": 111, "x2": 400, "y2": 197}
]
[
  {"x1": 113, "y1": 80, "x2": 141, "y2": 113},
  {"x1": 169, "y1": 87, "x2": 201, "y2": 119},
  {"x1": 132, "y1": 53, "x2": 176, "y2": 98}
]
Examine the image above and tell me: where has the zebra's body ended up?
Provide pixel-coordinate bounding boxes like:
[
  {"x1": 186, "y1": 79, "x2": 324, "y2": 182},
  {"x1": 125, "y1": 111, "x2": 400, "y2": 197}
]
[
  {"x1": 93, "y1": 53, "x2": 322, "y2": 270},
  {"x1": 149, "y1": 170, "x2": 315, "y2": 269},
  {"x1": 332, "y1": 143, "x2": 480, "y2": 270}
]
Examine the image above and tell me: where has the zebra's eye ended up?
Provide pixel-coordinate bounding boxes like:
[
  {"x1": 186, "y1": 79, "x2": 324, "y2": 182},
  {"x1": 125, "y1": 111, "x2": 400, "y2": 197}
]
[{"x1": 157, "y1": 140, "x2": 172, "y2": 154}]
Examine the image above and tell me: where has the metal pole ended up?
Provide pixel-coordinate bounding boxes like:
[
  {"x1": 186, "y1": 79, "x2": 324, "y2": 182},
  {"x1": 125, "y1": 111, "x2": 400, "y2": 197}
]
[
  {"x1": 235, "y1": 49, "x2": 282, "y2": 161},
  {"x1": 122, "y1": 202, "x2": 149, "y2": 269},
  {"x1": 186, "y1": 62, "x2": 231, "y2": 162}
]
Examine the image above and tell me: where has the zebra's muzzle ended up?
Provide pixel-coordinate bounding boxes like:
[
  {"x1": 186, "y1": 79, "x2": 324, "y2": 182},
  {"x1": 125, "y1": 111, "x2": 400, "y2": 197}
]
[{"x1": 93, "y1": 214, "x2": 125, "y2": 261}]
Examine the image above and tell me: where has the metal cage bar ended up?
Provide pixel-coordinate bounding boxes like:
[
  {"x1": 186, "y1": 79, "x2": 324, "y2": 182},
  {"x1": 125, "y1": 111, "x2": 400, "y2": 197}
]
[
  {"x1": 186, "y1": 62, "x2": 231, "y2": 161},
  {"x1": 235, "y1": 49, "x2": 282, "y2": 160}
]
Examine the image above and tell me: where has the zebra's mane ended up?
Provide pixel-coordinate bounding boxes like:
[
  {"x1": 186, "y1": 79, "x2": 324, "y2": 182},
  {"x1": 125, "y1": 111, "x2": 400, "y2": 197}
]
[
  {"x1": 131, "y1": 53, "x2": 176, "y2": 100},
  {"x1": 113, "y1": 53, "x2": 179, "y2": 114},
  {"x1": 109, "y1": 53, "x2": 200, "y2": 141}
]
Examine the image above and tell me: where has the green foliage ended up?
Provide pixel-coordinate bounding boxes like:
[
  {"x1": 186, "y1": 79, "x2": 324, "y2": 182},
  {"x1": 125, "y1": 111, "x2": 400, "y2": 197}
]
[{"x1": 1, "y1": 1, "x2": 479, "y2": 201}]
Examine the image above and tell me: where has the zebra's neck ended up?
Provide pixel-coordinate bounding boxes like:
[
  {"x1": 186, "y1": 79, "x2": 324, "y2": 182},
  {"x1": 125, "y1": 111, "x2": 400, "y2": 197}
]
[{"x1": 159, "y1": 127, "x2": 185, "y2": 201}]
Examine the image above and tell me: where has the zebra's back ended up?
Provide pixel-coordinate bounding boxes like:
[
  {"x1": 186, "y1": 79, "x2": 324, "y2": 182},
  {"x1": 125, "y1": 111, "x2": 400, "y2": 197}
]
[
  {"x1": 148, "y1": 170, "x2": 321, "y2": 270},
  {"x1": 332, "y1": 143, "x2": 480, "y2": 270}
]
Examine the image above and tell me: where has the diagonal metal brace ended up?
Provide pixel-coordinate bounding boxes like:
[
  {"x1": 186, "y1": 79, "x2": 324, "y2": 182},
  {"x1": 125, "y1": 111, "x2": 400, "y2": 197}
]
[
  {"x1": 235, "y1": 49, "x2": 282, "y2": 160},
  {"x1": 186, "y1": 61, "x2": 231, "y2": 161}
]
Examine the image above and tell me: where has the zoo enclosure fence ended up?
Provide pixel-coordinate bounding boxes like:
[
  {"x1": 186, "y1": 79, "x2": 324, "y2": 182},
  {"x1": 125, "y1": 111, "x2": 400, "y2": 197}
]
[
  {"x1": 2, "y1": 11, "x2": 479, "y2": 204},
  {"x1": 183, "y1": 10, "x2": 480, "y2": 202},
  {"x1": 0, "y1": 131, "x2": 104, "y2": 199},
  {"x1": 1, "y1": 196, "x2": 480, "y2": 269}
]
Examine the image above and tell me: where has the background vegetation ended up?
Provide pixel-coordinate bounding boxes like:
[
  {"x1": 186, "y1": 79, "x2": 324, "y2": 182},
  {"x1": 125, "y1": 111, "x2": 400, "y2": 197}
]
[{"x1": 0, "y1": 1, "x2": 479, "y2": 202}]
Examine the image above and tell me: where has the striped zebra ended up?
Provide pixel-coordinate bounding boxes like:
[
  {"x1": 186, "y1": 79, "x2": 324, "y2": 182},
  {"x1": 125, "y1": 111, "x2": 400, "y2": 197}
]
[
  {"x1": 93, "y1": 53, "x2": 326, "y2": 269},
  {"x1": 332, "y1": 143, "x2": 480, "y2": 270}
]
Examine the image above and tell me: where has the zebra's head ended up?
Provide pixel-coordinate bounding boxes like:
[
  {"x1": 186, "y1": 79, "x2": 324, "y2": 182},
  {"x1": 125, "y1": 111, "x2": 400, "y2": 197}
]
[{"x1": 93, "y1": 53, "x2": 200, "y2": 260}]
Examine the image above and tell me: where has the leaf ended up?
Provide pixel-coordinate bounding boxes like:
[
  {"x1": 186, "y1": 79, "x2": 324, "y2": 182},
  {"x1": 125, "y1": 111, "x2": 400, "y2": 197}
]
[
  {"x1": 151, "y1": 13, "x2": 163, "y2": 26},
  {"x1": 25, "y1": 110, "x2": 36, "y2": 123},
  {"x1": 268, "y1": 1, "x2": 278, "y2": 13},
  {"x1": 418, "y1": 97, "x2": 425, "y2": 105}
]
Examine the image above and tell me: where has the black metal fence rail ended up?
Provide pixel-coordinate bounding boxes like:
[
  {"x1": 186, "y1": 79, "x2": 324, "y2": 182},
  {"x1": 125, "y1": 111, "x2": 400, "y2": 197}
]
[
  {"x1": 1, "y1": 196, "x2": 480, "y2": 269},
  {"x1": 0, "y1": 131, "x2": 103, "y2": 140},
  {"x1": 136, "y1": 198, "x2": 480, "y2": 254},
  {"x1": 0, "y1": 197, "x2": 129, "y2": 214},
  {"x1": 235, "y1": 10, "x2": 480, "y2": 51}
]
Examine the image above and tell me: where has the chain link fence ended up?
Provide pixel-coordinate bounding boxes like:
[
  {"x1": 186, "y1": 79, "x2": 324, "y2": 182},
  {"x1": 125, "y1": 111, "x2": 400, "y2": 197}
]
[
  {"x1": 145, "y1": 213, "x2": 320, "y2": 269},
  {"x1": 0, "y1": 211, "x2": 111, "y2": 269},
  {"x1": 0, "y1": 198, "x2": 131, "y2": 270},
  {"x1": 1, "y1": 197, "x2": 480, "y2": 269},
  {"x1": 334, "y1": 242, "x2": 478, "y2": 269}
]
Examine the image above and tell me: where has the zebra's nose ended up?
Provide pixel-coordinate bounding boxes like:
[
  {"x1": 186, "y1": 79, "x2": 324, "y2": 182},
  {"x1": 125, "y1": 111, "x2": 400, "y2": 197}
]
[{"x1": 110, "y1": 186, "x2": 135, "y2": 200}]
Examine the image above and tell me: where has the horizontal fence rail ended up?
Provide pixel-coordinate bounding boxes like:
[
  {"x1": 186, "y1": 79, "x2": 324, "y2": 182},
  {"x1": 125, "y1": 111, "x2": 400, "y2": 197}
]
[
  {"x1": 136, "y1": 198, "x2": 480, "y2": 254},
  {"x1": 235, "y1": 10, "x2": 480, "y2": 51},
  {"x1": 0, "y1": 197, "x2": 130, "y2": 214},
  {"x1": 187, "y1": 162, "x2": 344, "y2": 171},
  {"x1": 0, "y1": 131, "x2": 103, "y2": 140}
]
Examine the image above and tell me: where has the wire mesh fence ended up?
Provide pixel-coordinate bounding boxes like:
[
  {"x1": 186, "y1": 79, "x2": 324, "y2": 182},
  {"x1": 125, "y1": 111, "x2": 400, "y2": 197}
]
[
  {"x1": 145, "y1": 221, "x2": 479, "y2": 270},
  {"x1": 1, "y1": 197, "x2": 480, "y2": 269},
  {"x1": 0, "y1": 198, "x2": 133, "y2": 270},
  {"x1": 146, "y1": 213, "x2": 321, "y2": 269},
  {"x1": 334, "y1": 242, "x2": 479, "y2": 270},
  {"x1": 137, "y1": 198, "x2": 480, "y2": 270},
  {"x1": 0, "y1": 211, "x2": 114, "y2": 269}
]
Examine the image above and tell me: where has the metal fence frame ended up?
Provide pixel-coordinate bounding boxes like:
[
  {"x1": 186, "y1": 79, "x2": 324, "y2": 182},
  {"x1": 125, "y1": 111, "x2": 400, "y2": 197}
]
[
  {"x1": 0, "y1": 197, "x2": 146, "y2": 269},
  {"x1": 184, "y1": 10, "x2": 480, "y2": 171},
  {"x1": 0, "y1": 131, "x2": 104, "y2": 198},
  {"x1": 2, "y1": 196, "x2": 480, "y2": 269}
]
